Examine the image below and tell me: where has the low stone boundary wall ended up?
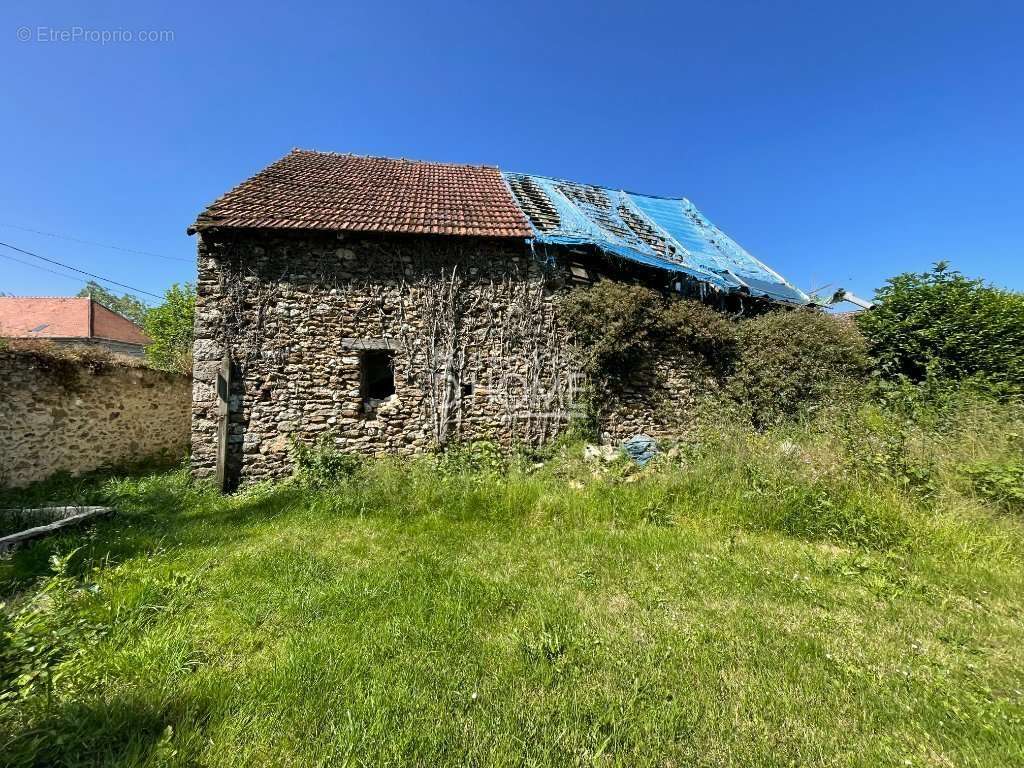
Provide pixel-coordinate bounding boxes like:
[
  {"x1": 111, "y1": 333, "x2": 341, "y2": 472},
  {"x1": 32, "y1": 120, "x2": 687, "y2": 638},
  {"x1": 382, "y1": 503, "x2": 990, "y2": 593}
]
[{"x1": 0, "y1": 346, "x2": 191, "y2": 488}]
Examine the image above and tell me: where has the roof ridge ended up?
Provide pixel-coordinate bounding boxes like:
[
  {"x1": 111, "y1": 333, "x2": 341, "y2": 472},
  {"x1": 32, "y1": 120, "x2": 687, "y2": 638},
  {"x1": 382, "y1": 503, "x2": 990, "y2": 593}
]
[
  {"x1": 0, "y1": 296, "x2": 89, "y2": 300},
  {"x1": 290, "y1": 147, "x2": 499, "y2": 170},
  {"x1": 505, "y1": 170, "x2": 689, "y2": 203}
]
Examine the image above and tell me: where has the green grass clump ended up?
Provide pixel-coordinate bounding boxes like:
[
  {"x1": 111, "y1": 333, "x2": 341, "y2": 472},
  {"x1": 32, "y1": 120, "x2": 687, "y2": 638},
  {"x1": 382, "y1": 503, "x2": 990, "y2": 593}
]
[{"x1": 1, "y1": 392, "x2": 1023, "y2": 766}]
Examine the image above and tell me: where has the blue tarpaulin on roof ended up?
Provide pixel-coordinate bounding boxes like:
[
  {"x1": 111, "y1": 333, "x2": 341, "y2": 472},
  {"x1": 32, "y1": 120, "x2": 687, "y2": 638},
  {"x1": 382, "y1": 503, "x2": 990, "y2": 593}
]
[{"x1": 503, "y1": 172, "x2": 809, "y2": 305}]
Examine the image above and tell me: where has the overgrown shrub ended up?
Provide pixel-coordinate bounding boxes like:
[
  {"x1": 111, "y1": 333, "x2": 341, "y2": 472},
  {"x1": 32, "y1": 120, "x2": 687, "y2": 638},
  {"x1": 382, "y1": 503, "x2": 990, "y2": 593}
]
[
  {"x1": 557, "y1": 282, "x2": 666, "y2": 378},
  {"x1": 437, "y1": 440, "x2": 507, "y2": 476},
  {"x1": 964, "y1": 460, "x2": 1024, "y2": 512},
  {"x1": 289, "y1": 433, "x2": 362, "y2": 487},
  {"x1": 835, "y1": 402, "x2": 937, "y2": 498},
  {"x1": 660, "y1": 296, "x2": 738, "y2": 375},
  {"x1": 728, "y1": 310, "x2": 869, "y2": 427},
  {"x1": 0, "y1": 549, "x2": 100, "y2": 706},
  {"x1": 560, "y1": 282, "x2": 869, "y2": 428},
  {"x1": 558, "y1": 282, "x2": 737, "y2": 380},
  {"x1": 857, "y1": 263, "x2": 1024, "y2": 390}
]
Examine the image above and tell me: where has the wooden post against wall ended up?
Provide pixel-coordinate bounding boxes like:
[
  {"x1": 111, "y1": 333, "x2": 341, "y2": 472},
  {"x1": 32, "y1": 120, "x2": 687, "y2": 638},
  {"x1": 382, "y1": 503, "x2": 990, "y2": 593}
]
[{"x1": 215, "y1": 352, "x2": 232, "y2": 492}]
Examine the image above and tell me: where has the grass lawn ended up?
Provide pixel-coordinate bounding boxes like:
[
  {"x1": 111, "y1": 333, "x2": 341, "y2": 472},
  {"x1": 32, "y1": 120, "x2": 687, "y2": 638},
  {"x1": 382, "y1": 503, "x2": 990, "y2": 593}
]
[{"x1": 2, "y1": 404, "x2": 1023, "y2": 766}]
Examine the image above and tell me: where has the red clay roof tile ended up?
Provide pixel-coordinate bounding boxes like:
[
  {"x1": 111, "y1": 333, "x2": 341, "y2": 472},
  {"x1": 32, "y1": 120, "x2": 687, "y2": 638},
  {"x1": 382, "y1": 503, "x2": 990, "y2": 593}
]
[{"x1": 190, "y1": 150, "x2": 533, "y2": 239}]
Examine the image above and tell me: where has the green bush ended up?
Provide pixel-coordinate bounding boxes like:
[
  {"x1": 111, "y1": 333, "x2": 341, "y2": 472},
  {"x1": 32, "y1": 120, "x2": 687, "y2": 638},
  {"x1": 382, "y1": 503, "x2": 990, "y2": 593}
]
[
  {"x1": 437, "y1": 440, "x2": 507, "y2": 476},
  {"x1": 558, "y1": 282, "x2": 737, "y2": 380},
  {"x1": 857, "y1": 263, "x2": 1024, "y2": 390},
  {"x1": 289, "y1": 433, "x2": 362, "y2": 487},
  {"x1": 0, "y1": 549, "x2": 100, "y2": 706},
  {"x1": 728, "y1": 309, "x2": 869, "y2": 426},
  {"x1": 560, "y1": 282, "x2": 870, "y2": 428},
  {"x1": 557, "y1": 282, "x2": 666, "y2": 378},
  {"x1": 964, "y1": 460, "x2": 1024, "y2": 512},
  {"x1": 834, "y1": 401, "x2": 937, "y2": 498},
  {"x1": 660, "y1": 296, "x2": 738, "y2": 375}
]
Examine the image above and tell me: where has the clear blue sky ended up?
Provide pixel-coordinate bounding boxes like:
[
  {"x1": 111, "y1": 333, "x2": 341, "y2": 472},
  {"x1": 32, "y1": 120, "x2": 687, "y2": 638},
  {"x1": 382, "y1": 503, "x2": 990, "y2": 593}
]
[{"x1": 2, "y1": 0, "x2": 1022, "y2": 306}]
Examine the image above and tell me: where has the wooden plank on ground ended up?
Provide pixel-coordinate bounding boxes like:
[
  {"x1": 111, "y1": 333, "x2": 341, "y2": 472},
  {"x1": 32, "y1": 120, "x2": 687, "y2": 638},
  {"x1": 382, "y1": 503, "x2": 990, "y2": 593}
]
[{"x1": 0, "y1": 506, "x2": 113, "y2": 554}]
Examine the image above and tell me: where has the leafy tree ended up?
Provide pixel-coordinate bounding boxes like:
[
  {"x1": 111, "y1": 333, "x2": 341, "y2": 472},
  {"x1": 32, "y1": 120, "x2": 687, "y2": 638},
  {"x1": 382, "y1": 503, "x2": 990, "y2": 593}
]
[
  {"x1": 857, "y1": 263, "x2": 1024, "y2": 391},
  {"x1": 143, "y1": 283, "x2": 195, "y2": 373},
  {"x1": 76, "y1": 281, "x2": 149, "y2": 326}
]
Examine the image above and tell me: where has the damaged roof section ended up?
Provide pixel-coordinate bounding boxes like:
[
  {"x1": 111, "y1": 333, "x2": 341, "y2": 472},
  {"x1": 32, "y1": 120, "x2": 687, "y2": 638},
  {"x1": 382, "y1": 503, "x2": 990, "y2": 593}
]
[
  {"x1": 505, "y1": 174, "x2": 561, "y2": 233},
  {"x1": 188, "y1": 149, "x2": 809, "y2": 306},
  {"x1": 504, "y1": 172, "x2": 810, "y2": 305}
]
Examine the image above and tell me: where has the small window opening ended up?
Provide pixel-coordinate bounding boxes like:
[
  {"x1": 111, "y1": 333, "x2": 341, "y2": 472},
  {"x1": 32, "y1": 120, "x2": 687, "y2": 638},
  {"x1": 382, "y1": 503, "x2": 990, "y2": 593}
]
[
  {"x1": 461, "y1": 382, "x2": 475, "y2": 397},
  {"x1": 361, "y1": 350, "x2": 395, "y2": 411}
]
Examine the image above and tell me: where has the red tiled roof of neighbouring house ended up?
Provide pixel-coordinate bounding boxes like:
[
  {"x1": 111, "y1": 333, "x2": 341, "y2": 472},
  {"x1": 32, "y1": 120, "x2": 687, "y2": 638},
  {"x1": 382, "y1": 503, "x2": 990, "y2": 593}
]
[
  {"x1": 189, "y1": 149, "x2": 533, "y2": 238},
  {"x1": 0, "y1": 297, "x2": 150, "y2": 345}
]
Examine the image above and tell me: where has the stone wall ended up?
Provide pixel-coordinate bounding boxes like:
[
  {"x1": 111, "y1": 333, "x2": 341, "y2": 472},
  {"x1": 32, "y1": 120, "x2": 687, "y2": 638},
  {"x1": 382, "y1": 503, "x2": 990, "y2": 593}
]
[
  {"x1": 191, "y1": 229, "x2": 715, "y2": 487},
  {"x1": 0, "y1": 349, "x2": 191, "y2": 488},
  {"x1": 44, "y1": 337, "x2": 147, "y2": 358},
  {"x1": 599, "y1": 354, "x2": 719, "y2": 443}
]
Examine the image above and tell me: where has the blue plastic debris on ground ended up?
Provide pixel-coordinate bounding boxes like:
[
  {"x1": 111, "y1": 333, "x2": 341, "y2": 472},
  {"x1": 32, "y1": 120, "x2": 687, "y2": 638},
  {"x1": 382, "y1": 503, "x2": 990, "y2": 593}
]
[
  {"x1": 623, "y1": 434, "x2": 659, "y2": 466},
  {"x1": 503, "y1": 172, "x2": 809, "y2": 306}
]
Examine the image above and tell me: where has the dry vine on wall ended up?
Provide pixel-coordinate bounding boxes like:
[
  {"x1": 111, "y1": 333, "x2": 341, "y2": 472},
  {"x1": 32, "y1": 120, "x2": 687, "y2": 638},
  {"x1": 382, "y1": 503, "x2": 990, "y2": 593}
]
[{"x1": 362, "y1": 239, "x2": 582, "y2": 448}]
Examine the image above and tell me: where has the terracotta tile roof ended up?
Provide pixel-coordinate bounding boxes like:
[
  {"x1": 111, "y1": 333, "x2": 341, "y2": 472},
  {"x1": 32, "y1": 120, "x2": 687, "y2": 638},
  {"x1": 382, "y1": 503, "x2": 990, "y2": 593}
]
[
  {"x1": 0, "y1": 297, "x2": 149, "y2": 345},
  {"x1": 190, "y1": 149, "x2": 533, "y2": 238}
]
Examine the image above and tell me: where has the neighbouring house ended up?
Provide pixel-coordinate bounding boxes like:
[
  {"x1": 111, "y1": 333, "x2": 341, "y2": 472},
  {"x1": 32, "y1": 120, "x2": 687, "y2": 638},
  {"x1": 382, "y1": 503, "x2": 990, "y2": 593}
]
[
  {"x1": 188, "y1": 149, "x2": 811, "y2": 489},
  {"x1": 0, "y1": 296, "x2": 150, "y2": 357}
]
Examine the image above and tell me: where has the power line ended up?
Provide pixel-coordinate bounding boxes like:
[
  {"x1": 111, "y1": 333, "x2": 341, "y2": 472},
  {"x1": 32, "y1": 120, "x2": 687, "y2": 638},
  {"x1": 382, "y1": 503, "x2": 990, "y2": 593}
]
[
  {"x1": 0, "y1": 223, "x2": 192, "y2": 263},
  {"x1": 0, "y1": 240, "x2": 162, "y2": 299},
  {"x1": 0, "y1": 250, "x2": 96, "y2": 288}
]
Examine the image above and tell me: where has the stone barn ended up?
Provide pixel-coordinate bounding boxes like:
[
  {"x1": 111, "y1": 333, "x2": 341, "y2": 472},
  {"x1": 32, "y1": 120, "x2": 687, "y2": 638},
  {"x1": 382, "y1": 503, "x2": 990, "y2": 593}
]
[{"x1": 188, "y1": 149, "x2": 809, "y2": 489}]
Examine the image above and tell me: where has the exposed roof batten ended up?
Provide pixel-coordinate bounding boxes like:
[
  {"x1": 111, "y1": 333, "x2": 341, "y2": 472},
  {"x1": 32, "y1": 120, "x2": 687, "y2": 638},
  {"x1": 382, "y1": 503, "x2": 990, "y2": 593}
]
[
  {"x1": 504, "y1": 172, "x2": 810, "y2": 305},
  {"x1": 189, "y1": 150, "x2": 809, "y2": 305}
]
